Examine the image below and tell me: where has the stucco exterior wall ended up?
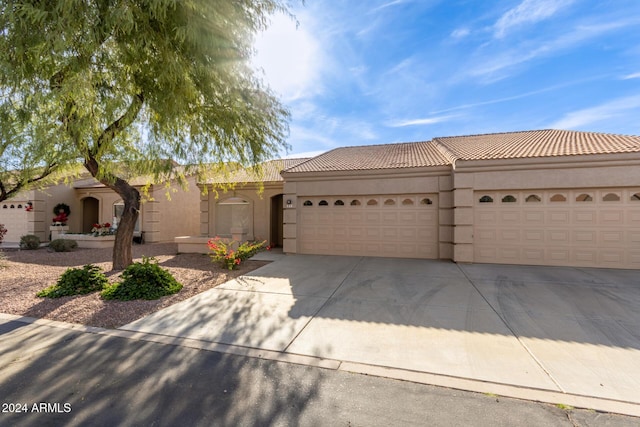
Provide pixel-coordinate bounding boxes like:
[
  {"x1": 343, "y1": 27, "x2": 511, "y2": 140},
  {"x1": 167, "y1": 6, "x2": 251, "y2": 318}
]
[
  {"x1": 146, "y1": 176, "x2": 201, "y2": 242},
  {"x1": 201, "y1": 183, "x2": 284, "y2": 244}
]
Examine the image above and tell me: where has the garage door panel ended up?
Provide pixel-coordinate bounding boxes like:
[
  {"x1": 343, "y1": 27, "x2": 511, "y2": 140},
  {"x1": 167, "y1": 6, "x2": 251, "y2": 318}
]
[
  {"x1": 474, "y1": 189, "x2": 640, "y2": 269},
  {"x1": 298, "y1": 194, "x2": 438, "y2": 259}
]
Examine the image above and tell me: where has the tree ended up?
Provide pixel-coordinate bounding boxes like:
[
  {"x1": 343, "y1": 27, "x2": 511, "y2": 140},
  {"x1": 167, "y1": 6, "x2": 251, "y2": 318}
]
[
  {"x1": 0, "y1": 92, "x2": 74, "y2": 202},
  {"x1": 0, "y1": 0, "x2": 292, "y2": 269}
]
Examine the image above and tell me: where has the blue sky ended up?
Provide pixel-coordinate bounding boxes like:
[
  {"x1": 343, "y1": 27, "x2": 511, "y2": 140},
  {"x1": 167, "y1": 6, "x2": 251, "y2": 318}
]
[{"x1": 251, "y1": 0, "x2": 640, "y2": 157}]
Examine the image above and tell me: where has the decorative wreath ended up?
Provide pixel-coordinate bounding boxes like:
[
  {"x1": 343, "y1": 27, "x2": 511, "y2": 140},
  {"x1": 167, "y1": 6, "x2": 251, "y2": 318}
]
[{"x1": 53, "y1": 203, "x2": 71, "y2": 217}]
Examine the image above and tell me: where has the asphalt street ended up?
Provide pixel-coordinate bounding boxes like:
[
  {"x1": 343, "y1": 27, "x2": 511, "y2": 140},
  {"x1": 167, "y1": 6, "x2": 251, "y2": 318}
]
[{"x1": 1, "y1": 319, "x2": 638, "y2": 427}]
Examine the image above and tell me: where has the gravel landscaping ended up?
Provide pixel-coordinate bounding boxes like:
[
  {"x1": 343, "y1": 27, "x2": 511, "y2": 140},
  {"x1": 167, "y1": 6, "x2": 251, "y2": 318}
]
[{"x1": 0, "y1": 243, "x2": 269, "y2": 328}]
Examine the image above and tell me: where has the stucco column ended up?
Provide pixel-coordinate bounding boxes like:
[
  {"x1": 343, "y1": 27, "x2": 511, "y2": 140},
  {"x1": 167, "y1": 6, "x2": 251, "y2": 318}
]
[
  {"x1": 199, "y1": 191, "x2": 209, "y2": 237},
  {"x1": 438, "y1": 175, "x2": 454, "y2": 260},
  {"x1": 452, "y1": 173, "x2": 474, "y2": 263},
  {"x1": 28, "y1": 193, "x2": 47, "y2": 242},
  {"x1": 282, "y1": 182, "x2": 297, "y2": 254}
]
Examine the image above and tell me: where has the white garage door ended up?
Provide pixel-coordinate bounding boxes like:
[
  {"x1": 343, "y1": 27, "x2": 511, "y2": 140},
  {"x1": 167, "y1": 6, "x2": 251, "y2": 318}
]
[
  {"x1": 474, "y1": 189, "x2": 640, "y2": 269},
  {"x1": 298, "y1": 194, "x2": 438, "y2": 259},
  {"x1": 0, "y1": 202, "x2": 29, "y2": 243}
]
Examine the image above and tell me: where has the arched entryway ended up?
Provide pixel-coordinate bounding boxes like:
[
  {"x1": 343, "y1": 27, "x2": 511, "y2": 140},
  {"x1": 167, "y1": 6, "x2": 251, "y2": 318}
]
[
  {"x1": 82, "y1": 197, "x2": 99, "y2": 233},
  {"x1": 270, "y1": 194, "x2": 283, "y2": 247}
]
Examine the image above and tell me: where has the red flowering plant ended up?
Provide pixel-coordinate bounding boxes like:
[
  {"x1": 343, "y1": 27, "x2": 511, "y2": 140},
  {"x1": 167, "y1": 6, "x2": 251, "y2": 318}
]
[
  {"x1": 208, "y1": 237, "x2": 266, "y2": 270},
  {"x1": 91, "y1": 222, "x2": 112, "y2": 236}
]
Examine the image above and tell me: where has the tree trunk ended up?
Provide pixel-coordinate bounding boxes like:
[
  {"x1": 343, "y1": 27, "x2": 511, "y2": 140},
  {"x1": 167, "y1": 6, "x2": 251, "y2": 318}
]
[
  {"x1": 111, "y1": 183, "x2": 140, "y2": 270},
  {"x1": 84, "y1": 158, "x2": 140, "y2": 270}
]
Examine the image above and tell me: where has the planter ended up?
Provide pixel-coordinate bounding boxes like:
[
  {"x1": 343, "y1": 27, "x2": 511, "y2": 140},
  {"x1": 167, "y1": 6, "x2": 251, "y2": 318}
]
[
  {"x1": 59, "y1": 234, "x2": 115, "y2": 249},
  {"x1": 49, "y1": 225, "x2": 69, "y2": 241}
]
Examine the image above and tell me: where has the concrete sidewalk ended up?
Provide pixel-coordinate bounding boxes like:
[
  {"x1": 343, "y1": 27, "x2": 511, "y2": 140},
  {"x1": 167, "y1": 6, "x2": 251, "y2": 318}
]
[{"x1": 119, "y1": 254, "x2": 640, "y2": 417}]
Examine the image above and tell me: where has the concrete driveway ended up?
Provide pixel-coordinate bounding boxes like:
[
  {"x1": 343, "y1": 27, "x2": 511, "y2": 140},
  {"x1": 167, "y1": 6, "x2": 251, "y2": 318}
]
[{"x1": 121, "y1": 253, "x2": 640, "y2": 414}]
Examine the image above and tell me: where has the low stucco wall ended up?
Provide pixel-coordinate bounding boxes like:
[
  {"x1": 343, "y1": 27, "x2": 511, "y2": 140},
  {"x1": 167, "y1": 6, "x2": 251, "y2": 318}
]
[{"x1": 175, "y1": 236, "x2": 210, "y2": 254}]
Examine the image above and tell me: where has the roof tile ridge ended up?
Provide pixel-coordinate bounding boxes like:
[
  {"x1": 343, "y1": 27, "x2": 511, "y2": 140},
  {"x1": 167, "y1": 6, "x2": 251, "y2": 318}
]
[{"x1": 430, "y1": 138, "x2": 459, "y2": 165}]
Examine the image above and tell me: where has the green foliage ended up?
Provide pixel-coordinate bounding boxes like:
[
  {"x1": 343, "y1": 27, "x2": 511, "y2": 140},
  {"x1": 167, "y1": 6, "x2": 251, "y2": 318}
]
[
  {"x1": 19, "y1": 234, "x2": 40, "y2": 250},
  {"x1": 101, "y1": 256, "x2": 182, "y2": 300},
  {"x1": 0, "y1": 0, "x2": 296, "y2": 267},
  {"x1": 37, "y1": 264, "x2": 108, "y2": 298},
  {"x1": 0, "y1": 224, "x2": 6, "y2": 243},
  {"x1": 208, "y1": 237, "x2": 266, "y2": 270},
  {"x1": 49, "y1": 238, "x2": 78, "y2": 252}
]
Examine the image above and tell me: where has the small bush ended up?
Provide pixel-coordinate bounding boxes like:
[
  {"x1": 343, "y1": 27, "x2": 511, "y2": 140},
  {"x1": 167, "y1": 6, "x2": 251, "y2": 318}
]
[
  {"x1": 101, "y1": 256, "x2": 182, "y2": 300},
  {"x1": 0, "y1": 224, "x2": 7, "y2": 243},
  {"x1": 208, "y1": 238, "x2": 266, "y2": 270},
  {"x1": 20, "y1": 234, "x2": 40, "y2": 250},
  {"x1": 49, "y1": 239, "x2": 78, "y2": 252},
  {"x1": 37, "y1": 264, "x2": 108, "y2": 298}
]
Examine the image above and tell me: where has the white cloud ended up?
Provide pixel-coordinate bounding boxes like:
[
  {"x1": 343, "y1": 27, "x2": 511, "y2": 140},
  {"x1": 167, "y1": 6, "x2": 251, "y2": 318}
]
[
  {"x1": 451, "y1": 28, "x2": 470, "y2": 39},
  {"x1": 494, "y1": 0, "x2": 575, "y2": 39},
  {"x1": 622, "y1": 72, "x2": 640, "y2": 80},
  {"x1": 252, "y1": 12, "x2": 326, "y2": 102},
  {"x1": 388, "y1": 115, "x2": 458, "y2": 127},
  {"x1": 549, "y1": 94, "x2": 640, "y2": 129}
]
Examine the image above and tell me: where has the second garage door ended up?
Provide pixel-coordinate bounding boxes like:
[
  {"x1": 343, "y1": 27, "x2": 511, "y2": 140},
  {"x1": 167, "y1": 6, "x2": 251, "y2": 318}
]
[
  {"x1": 473, "y1": 188, "x2": 640, "y2": 269},
  {"x1": 298, "y1": 194, "x2": 438, "y2": 259}
]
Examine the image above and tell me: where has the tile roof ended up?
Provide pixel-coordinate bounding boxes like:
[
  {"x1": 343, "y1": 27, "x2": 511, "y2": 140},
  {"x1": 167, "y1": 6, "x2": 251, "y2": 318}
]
[
  {"x1": 203, "y1": 158, "x2": 310, "y2": 184},
  {"x1": 433, "y1": 129, "x2": 640, "y2": 161},
  {"x1": 283, "y1": 141, "x2": 450, "y2": 173}
]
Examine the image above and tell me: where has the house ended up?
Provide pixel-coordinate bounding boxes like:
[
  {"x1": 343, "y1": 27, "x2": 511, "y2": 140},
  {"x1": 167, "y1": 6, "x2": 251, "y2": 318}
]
[
  {"x1": 175, "y1": 158, "x2": 309, "y2": 253},
  {"x1": 0, "y1": 173, "x2": 201, "y2": 244},
  {"x1": 280, "y1": 129, "x2": 640, "y2": 269}
]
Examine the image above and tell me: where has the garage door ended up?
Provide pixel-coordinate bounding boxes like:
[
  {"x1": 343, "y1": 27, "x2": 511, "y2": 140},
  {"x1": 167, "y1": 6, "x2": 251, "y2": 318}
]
[
  {"x1": 474, "y1": 189, "x2": 640, "y2": 269},
  {"x1": 0, "y1": 202, "x2": 29, "y2": 243},
  {"x1": 298, "y1": 194, "x2": 438, "y2": 259}
]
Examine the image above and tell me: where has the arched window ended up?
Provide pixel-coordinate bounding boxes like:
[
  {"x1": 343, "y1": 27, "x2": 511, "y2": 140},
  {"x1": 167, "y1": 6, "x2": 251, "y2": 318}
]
[
  {"x1": 501, "y1": 195, "x2": 516, "y2": 203},
  {"x1": 10, "y1": 204, "x2": 15, "y2": 208},
  {"x1": 334, "y1": 200, "x2": 344, "y2": 206},
  {"x1": 550, "y1": 194, "x2": 566, "y2": 202},
  {"x1": 525, "y1": 195, "x2": 541, "y2": 203},
  {"x1": 367, "y1": 199, "x2": 378, "y2": 206},
  {"x1": 350, "y1": 200, "x2": 361, "y2": 206},
  {"x1": 420, "y1": 198, "x2": 433, "y2": 205},
  {"x1": 319, "y1": 200, "x2": 329, "y2": 206},
  {"x1": 17, "y1": 204, "x2": 22, "y2": 208},
  {"x1": 303, "y1": 200, "x2": 313, "y2": 206},
  {"x1": 576, "y1": 194, "x2": 592, "y2": 202},
  {"x1": 402, "y1": 198, "x2": 414, "y2": 205},
  {"x1": 2, "y1": 205, "x2": 7, "y2": 209},
  {"x1": 384, "y1": 199, "x2": 395, "y2": 206},
  {"x1": 603, "y1": 193, "x2": 620, "y2": 202},
  {"x1": 631, "y1": 193, "x2": 640, "y2": 201},
  {"x1": 216, "y1": 197, "x2": 251, "y2": 238},
  {"x1": 479, "y1": 196, "x2": 493, "y2": 203}
]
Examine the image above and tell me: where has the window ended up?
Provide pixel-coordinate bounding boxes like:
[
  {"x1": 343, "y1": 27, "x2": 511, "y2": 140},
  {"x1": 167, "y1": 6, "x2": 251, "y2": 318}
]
[
  {"x1": 402, "y1": 198, "x2": 414, "y2": 205},
  {"x1": 525, "y1": 194, "x2": 541, "y2": 203},
  {"x1": 334, "y1": 200, "x2": 344, "y2": 206},
  {"x1": 631, "y1": 193, "x2": 640, "y2": 201},
  {"x1": 318, "y1": 200, "x2": 328, "y2": 206},
  {"x1": 576, "y1": 194, "x2": 592, "y2": 202},
  {"x1": 350, "y1": 200, "x2": 361, "y2": 206},
  {"x1": 420, "y1": 198, "x2": 433, "y2": 205},
  {"x1": 479, "y1": 196, "x2": 493, "y2": 203},
  {"x1": 501, "y1": 195, "x2": 516, "y2": 203},
  {"x1": 303, "y1": 200, "x2": 313, "y2": 206},
  {"x1": 603, "y1": 193, "x2": 620, "y2": 202},
  {"x1": 17, "y1": 204, "x2": 22, "y2": 208},
  {"x1": 215, "y1": 198, "x2": 250, "y2": 238},
  {"x1": 550, "y1": 194, "x2": 566, "y2": 202},
  {"x1": 384, "y1": 199, "x2": 395, "y2": 206},
  {"x1": 10, "y1": 204, "x2": 14, "y2": 208},
  {"x1": 114, "y1": 201, "x2": 142, "y2": 232},
  {"x1": 367, "y1": 199, "x2": 378, "y2": 206}
]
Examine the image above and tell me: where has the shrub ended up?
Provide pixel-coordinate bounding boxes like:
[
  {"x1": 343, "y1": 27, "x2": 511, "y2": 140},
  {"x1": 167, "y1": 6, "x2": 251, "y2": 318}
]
[
  {"x1": 49, "y1": 239, "x2": 78, "y2": 252},
  {"x1": 101, "y1": 256, "x2": 182, "y2": 300},
  {"x1": 37, "y1": 264, "x2": 108, "y2": 298},
  {"x1": 0, "y1": 224, "x2": 6, "y2": 243},
  {"x1": 208, "y1": 237, "x2": 266, "y2": 270},
  {"x1": 20, "y1": 234, "x2": 40, "y2": 250}
]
